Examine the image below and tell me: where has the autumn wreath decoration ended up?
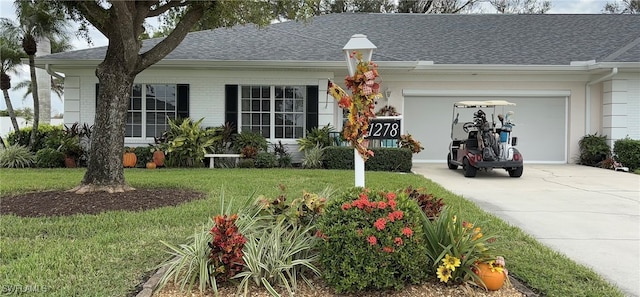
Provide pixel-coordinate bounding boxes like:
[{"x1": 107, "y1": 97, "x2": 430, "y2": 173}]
[{"x1": 328, "y1": 51, "x2": 383, "y2": 161}]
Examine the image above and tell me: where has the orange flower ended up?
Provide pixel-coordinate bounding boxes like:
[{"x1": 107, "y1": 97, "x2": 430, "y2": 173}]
[
  {"x1": 367, "y1": 235, "x2": 377, "y2": 246},
  {"x1": 374, "y1": 218, "x2": 387, "y2": 231},
  {"x1": 402, "y1": 227, "x2": 413, "y2": 237}
]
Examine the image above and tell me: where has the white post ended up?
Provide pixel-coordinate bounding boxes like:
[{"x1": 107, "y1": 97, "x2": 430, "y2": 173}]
[
  {"x1": 354, "y1": 149, "x2": 365, "y2": 187},
  {"x1": 343, "y1": 34, "x2": 376, "y2": 188}
]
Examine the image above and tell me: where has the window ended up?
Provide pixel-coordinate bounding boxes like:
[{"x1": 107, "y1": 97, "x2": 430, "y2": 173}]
[
  {"x1": 126, "y1": 84, "x2": 177, "y2": 138},
  {"x1": 240, "y1": 85, "x2": 305, "y2": 139}
]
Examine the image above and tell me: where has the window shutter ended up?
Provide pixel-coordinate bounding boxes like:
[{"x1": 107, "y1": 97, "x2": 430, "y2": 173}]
[
  {"x1": 225, "y1": 85, "x2": 238, "y2": 133},
  {"x1": 306, "y1": 85, "x2": 319, "y2": 131},
  {"x1": 177, "y1": 84, "x2": 189, "y2": 119}
]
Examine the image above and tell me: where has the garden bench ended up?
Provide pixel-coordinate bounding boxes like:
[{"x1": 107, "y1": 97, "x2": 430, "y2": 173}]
[{"x1": 204, "y1": 153, "x2": 242, "y2": 168}]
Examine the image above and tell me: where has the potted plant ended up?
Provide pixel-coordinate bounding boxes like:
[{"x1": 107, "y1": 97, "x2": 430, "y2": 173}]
[{"x1": 58, "y1": 135, "x2": 83, "y2": 168}]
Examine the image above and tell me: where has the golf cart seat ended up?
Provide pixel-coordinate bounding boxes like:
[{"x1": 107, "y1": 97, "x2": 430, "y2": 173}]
[{"x1": 465, "y1": 131, "x2": 479, "y2": 150}]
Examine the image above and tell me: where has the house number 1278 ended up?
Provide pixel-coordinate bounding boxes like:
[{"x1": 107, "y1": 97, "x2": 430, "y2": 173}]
[{"x1": 368, "y1": 119, "x2": 401, "y2": 139}]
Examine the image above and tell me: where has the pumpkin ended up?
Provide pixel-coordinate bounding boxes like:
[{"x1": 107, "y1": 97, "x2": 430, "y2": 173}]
[
  {"x1": 152, "y1": 150, "x2": 165, "y2": 166},
  {"x1": 475, "y1": 262, "x2": 506, "y2": 291},
  {"x1": 146, "y1": 162, "x2": 157, "y2": 169},
  {"x1": 123, "y1": 152, "x2": 137, "y2": 168}
]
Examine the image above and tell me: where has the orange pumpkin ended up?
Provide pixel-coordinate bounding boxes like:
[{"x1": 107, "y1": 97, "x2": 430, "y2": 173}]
[
  {"x1": 152, "y1": 150, "x2": 165, "y2": 166},
  {"x1": 475, "y1": 262, "x2": 506, "y2": 290},
  {"x1": 123, "y1": 152, "x2": 137, "y2": 168},
  {"x1": 146, "y1": 162, "x2": 157, "y2": 169}
]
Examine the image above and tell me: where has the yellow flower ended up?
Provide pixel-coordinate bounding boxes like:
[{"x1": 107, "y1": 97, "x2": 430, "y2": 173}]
[
  {"x1": 441, "y1": 254, "x2": 461, "y2": 270},
  {"x1": 436, "y1": 265, "x2": 452, "y2": 283},
  {"x1": 472, "y1": 232, "x2": 483, "y2": 241},
  {"x1": 488, "y1": 260, "x2": 505, "y2": 273}
]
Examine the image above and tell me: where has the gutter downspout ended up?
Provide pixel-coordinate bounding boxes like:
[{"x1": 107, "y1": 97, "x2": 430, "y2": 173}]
[
  {"x1": 585, "y1": 67, "x2": 617, "y2": 135},
  {"x1": 45, "y1": 64, "x2": 64, "y2": 80}
]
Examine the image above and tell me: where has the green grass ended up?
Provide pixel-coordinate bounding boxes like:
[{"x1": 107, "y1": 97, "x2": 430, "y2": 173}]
[{"x1": 0, "y1": 168, "x2": 625, "y2": 297}]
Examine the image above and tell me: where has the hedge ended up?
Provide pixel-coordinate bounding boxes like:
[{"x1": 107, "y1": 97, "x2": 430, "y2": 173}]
[{"x1": 324, "y1": 146, "x2": 412, "y2": 172}]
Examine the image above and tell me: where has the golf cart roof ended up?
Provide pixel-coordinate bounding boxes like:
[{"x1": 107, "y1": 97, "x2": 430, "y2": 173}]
[{"x1": 454, "y1": 100, "x2": 517, "y2": 108}]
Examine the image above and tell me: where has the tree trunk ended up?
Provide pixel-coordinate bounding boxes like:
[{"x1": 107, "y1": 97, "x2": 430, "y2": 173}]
[
  {"x1": 70, "y1": 58, "x2": 136, "y2": 194},
  {"x1": 2, "y1": 89, "x2": 20, "y2": 133},
  {"x1": 28, "y1": 54, "x2": 40, "y2": 150}
]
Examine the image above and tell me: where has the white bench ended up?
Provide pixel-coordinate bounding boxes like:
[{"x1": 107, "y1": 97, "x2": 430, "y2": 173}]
[{"x1": 204, "y1": 154, "x2": 242, "y2": 168}]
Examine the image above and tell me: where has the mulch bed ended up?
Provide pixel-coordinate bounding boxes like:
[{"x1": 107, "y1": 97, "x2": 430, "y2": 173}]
[
  {"x1": 0, "y1": 188, "x2": 206, "y2": 217},
  {"x1": 1, "y1": 189, "x2": 539, "y2": 297}
]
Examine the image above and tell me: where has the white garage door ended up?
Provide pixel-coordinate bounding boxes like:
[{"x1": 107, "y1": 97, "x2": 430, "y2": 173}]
[{"x1": 404, "y1": 96, "x2": 567, "y2": 163}]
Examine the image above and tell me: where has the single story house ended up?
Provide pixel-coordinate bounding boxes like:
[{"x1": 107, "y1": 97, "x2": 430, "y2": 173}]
[{"x1": 36, "y1": 13, "x2": 640, "y2": 163}]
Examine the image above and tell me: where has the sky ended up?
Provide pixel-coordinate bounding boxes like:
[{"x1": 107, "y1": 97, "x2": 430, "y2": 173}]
[{"x1": 0, "y1": 0, "x2": 614, "y2": 116}]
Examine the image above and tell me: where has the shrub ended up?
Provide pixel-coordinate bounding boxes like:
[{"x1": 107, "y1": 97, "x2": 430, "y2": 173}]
[
  {"x1": 255, "y1": 185, "x2": 328, "y2": 226},
  {"x1": 237, "y1": 158, "x2": 255, "y2": 168},
  {"x1": 209, "y1": 214, "x2": 247, "y2": 283},
  {"x1": 273, "y1": 141, "x2": 292, "y2": 168},
  {"x1": 578, "y1": 133, "x2": 610, "y2": 166},
  {"x1": 317, "y1": 188, "x2": 430, "y2": 293},
  {"x1": 233, "y1": 131, "x2": 268, "y2": 153},
  {"x1": 301, "y1": 145, "x2": 324, "y2": 169},
  {"x1": 156, "y1": 225, "x2": 214, "y2": 293},
  {"x1": 405, "y1": 186, "x2": 444, "y2": 220},
  {"x1": 0, "y1": 144, "x2": 35, "y2": 168},
  {"x1": 422, "y1": 207, "x2": 501, "y2": 286},
  {"x1": 35, "y1": 148, "x2": 64, "y2": 168},
  {"x1": 210, "y1": 122, "x2": 238, "y2": 153},
  {"x1": 235, "y1": 221, "x2": 320, "y2": 297},
  {"x1": 7, "y1": 124, "x2": 62, "y2": 152},
  {"x1": 323, "y1": 146, "x2": 353, "y2": 169},
  {"x1": 367, "y1": 148, "x2": 412, "y2": 172},
  {"x1": 166, "y1": 118, "x2": 221, "y2": 167},
  {"x1": 297, "y1": 124, "x2": 334, "y2": 152},
  {"x1": 613, "y1": 137, "x2": 640, "y2": 170},
  {"x1": 324, "y1": 147, "x2": 412, "y2": 172},
  {"x1": 255, "y1": 152, "x2": 277, "y2": 168},
  {"x1": 134, "y1": 146, "x2": 154, "y2": 167}
]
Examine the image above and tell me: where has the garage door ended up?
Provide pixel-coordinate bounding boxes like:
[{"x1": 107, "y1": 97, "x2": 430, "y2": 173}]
[{"x1": 403, "y1": 95, "x2": 567, "y2": 163}]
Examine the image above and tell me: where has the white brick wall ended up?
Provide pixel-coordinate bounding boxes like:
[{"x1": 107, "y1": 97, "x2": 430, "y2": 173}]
[{"x1": 61, "y1": 68, "x2": 337, "y2": 151}]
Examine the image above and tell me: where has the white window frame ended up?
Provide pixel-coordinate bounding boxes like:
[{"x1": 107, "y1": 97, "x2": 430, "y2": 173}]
[
  {"x1": 238, "y1": 85, "x2": 306, "y2": 140},
  {"x1": 125, "y1": 83, "x2": 178, "y2": 140}
]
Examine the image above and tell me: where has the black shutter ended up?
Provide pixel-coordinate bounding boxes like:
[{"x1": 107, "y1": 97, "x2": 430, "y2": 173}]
[
  {"x1": 225, "y1": 85, "x2": 239, "y2": 133},
  {"x1": 306, "y1": 85, "x2": 319, "y2": 132},
  {"x1": 176, "y1": 84, "x2": 189, "y2": 119}
]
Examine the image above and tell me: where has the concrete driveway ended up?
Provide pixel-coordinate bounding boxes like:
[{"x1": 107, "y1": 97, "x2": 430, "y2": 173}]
[{"x1": 411, "y1": 163, "x2": 640, "y2": 297}]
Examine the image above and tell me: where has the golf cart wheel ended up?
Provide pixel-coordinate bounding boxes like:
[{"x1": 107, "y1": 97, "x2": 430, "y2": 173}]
[
  {"x1": 463, "y1": 158, "x2": 477, "y2": 177},
  {"x1": 508, "y1": 166, "x2": 523, "y2": 178},
  {"x1": 447, "y1": 153, "x2": 458, "y2": 170}
]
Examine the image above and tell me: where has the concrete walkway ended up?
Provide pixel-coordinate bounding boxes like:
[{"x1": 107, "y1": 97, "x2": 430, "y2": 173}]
[{"x1": 411, "y1": 163, "x2": 640, "y2": 297}]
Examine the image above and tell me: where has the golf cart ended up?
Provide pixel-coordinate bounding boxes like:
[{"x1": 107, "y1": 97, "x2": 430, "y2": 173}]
[{"x1": 447, "y1": 100, "x2": 523, "y2": 178}]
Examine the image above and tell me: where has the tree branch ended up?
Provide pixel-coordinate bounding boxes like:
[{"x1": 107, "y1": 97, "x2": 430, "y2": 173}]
[
  {"x1": 148, "y1": 0, "x2": 189, "y2": 17},
  {"x1": 63, "y1": 1, "x2": 110, "y2": 36},
  {"x1": 137, "y1": 2, "x2": 211, "y2": 71}
]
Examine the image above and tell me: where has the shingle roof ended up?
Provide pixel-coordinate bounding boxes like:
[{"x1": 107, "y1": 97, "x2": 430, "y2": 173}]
[{"x1": 43, "y1": 13, "x2": 640, "y2": 65}]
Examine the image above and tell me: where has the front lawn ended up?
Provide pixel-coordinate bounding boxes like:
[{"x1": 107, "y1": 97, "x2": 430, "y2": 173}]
[{"x1": 0, "y1": 168, "x2": 624, "y2": 297}]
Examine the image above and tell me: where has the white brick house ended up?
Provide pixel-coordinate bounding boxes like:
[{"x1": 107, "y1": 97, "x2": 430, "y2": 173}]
[{"x1": 36, "y1": 13, "x2": 640, "y2": 163}]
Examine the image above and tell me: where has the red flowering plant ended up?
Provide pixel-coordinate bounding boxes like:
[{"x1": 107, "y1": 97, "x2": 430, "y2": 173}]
[
  {"x1": 327, "y1": 51, "x2": 383, "y2": 161},
  {"x1": 208, "y1": 214, "x2": 247, "y2": 283},
  {"x1": 317, "y1": 187, "x2": 431, "y2": 293}
]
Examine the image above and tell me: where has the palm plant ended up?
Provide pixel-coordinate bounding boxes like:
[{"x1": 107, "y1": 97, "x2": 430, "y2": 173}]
[
  {"x1": 0, "y1": 0, "x2": 69, "y2": 149},
  {"x1": 12, "y1": 35, "x2": 72, "y2": 102},
  {"x1": 0, "y1": 34, "x2": 24, "y2": 133}
]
